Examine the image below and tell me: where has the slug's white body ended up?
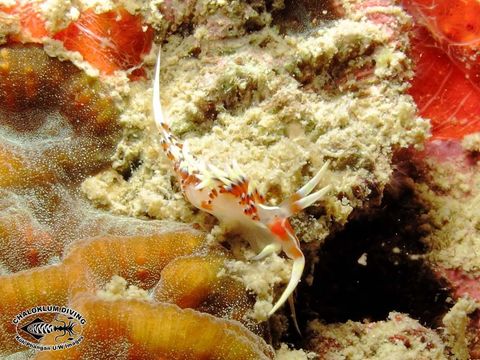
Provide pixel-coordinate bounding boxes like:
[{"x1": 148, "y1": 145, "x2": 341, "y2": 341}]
[{"x1": 152, "y1": 52, "x2": 330, "y2": 316}]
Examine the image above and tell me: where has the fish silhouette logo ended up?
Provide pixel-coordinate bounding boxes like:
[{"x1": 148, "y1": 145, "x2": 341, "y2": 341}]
[{"x1": 13, "y1": 305, "x2": 86, "y2": 351}]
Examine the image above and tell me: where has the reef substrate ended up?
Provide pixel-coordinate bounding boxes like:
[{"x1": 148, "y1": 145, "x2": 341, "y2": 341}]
[{"x1": 2, "y1": 0, "x2": 479, "y2": 359}]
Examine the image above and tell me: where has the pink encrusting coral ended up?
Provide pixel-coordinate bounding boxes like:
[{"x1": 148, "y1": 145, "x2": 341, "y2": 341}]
[
  {"x1": 442, "y1": 269, "x2": 480, "y2": 302},
  {"x1": 355, "y1": 0, "x2": 408, "y2": 39}
]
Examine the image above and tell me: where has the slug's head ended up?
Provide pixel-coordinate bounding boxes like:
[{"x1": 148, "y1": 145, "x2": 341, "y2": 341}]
[
  {"x1": 267, "y1": 216, "x2": 301, "y2": 254},
  {"x1": 264, "y1": 213, "x2": 306, "y2": 316},
  {"x1": 254, "y1": 161, "x2": 331, "y2": 316}
]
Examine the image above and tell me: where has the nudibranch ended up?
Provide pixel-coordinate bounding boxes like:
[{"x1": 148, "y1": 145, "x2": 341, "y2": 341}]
[{"x1": 153, "y1": 51, "x2": 331, "y2": 316}]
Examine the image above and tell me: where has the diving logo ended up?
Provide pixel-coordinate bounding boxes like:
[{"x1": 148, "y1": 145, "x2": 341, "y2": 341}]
[{"x1": 12, "y1": 305, "x2": 86, "y2": 351}]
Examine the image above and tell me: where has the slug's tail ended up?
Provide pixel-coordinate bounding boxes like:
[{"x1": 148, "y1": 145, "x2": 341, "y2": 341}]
[
  {"x1": 262, "y1": 161, "x2": 330, "y2": 317},
  {"x1": 152, "y1": 51, "x2": 187, "y2": 168},
  {"x1": 153, "y1": 51, "x2": 167, "y2": 133}
]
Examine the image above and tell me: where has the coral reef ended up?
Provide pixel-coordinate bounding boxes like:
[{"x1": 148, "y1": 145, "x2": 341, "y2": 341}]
[
  {"x1": 76, "y1": 0, "x2": 430, "y2": 327},
  {"x1": 52, "y1": 7, "x2": 154, "y2": 76},
  {"x1": 297, "y1": 144, "x2": 480, "y2": 358},
  {"x1": 416, "y1": 142, "x2": 480, "y2": 273},
  {"x1": 0, "y1": 3, "x2": 153, "y2": 76},
  {"x1": 403, "y1": 1, "x2": 480, "y2": 140},
  {"x1": 387, "y1": 2, "x2": 480, "y2": 356},
  {"x1": 153, "y1": 253, "x2": 254, "y2": 321},
  {"x1": 0, "y1": 32, "x2": 271, "y2": 359},
  {"x1": 0, "y1": 44, "x2": 120, "y2": 271},
  {"x1": 83, "y1": 0, "x2": 429, "y2": 243},
  {"x1": 35, "y1": 295, "x2": 273, "y2": 360},
  {"x1": 2, "y1": 0, "x2": 479, "y2": 359},
  {"x1": 410, "y1": 142, "x2": 480, "y2": 358},
  {"x1": 0, "y1": 44, "x2": 120, "y2": 185}
]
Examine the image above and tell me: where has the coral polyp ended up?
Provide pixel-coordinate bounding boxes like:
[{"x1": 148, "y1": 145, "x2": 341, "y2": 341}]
[
  {"x1": 0, "y1": 43, "x2": 122, "y2": 272},
  {"x1": 0, "y1": 46, "x2": 66, "y2": 112}
]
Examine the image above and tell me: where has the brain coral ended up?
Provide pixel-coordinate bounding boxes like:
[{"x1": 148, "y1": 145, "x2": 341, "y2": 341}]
[{"x1": 0, "y1": 43, "x2": 272, "y2": 359}]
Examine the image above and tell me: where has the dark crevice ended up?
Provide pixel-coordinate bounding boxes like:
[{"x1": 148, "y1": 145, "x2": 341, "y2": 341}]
[
  {"x1": 282, "y1": 153, "x2": 452, "y2": 345},
  {"x1": 245, "y1": 17, "x2": 267, "y2": 33},
  {"x1": 120, "y1": 158, "x2": 143, "y2": 181},
  {"x1": 272, "y1": 0, "x2": 341, "y2": 34},
  {"x1": 175, "y1": 21, "x2": 195, "y2": 38}
]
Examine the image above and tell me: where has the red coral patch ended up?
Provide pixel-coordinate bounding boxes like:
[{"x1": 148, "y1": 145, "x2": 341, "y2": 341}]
[
  {"x1": 1, "y1": 3, "x2": 153, "y2": 76},
  {"x1": 53, "y1": 8, "x2": 154, "y2": 76},
  {"x1": 0, "y1": 1, "x2": 48, "y2": 42},
  {"x1": 403, "y1": 0, "x2": 480, "y2": 140}
]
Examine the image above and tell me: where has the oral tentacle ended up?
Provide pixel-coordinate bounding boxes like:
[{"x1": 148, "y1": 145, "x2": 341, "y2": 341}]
[
  {"x1": 250, "y1": 243, "x2": 281, "y2": 261},
  {"x1": 280, "y1": 161, "x2": 330, "y2": 216},
  {"x1": 269, "y1": 253, "x2": 305, "y2": 316}
]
